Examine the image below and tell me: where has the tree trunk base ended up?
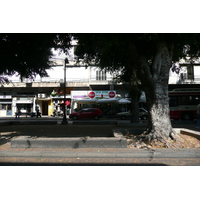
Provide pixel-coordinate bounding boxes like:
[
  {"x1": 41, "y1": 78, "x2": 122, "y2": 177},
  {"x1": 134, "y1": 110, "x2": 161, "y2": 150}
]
[{"x1": 138, "y1": 128, "x2": 178, "y2": 148}]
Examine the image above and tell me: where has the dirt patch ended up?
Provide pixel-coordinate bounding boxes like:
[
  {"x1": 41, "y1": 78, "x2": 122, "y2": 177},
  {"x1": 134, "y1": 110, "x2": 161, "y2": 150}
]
[{"x1": 126, "y1": 133, "x2": 200, "y2": 149}]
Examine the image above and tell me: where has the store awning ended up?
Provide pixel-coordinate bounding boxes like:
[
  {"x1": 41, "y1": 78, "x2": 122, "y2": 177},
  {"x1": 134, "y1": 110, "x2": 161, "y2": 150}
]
[
  {"x1": 74, "y1": 98, "x2": 119, "y2": 104},
  {"x1": 97, "y1": 99, "x2": 118, "y2": 103},
  {"x1": 0, "y1": 101, "x2": 12, "y2": 104},
  {"x1": 118, "y1": 98, "x2": 131, "y2": 104},
  {"x1": 74, "y1": 99, "x2": 97, "y2": 104}
]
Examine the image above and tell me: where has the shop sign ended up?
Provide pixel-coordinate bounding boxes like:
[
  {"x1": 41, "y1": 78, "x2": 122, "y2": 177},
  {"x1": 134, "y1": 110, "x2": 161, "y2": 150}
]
[
  {"x1": 71, "y1": 91, "x2": 88, "y2": 99},
  {"x1": 71, "y1": 91, "x2": 116, "y2": 99},
  {"x1": 15, "y1": 100, "x2": 33, "y2": 104},
  {"x1": 92, "y1": 91, "x2": 116, "y2": 99}
]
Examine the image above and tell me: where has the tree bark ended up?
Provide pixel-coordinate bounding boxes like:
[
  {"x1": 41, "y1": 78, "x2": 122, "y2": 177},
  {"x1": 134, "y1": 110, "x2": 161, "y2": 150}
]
[
  {"x1": 137, "y1": 42, "x2": 176, "y2": 141},
  {"x1": 130, "y1": 85, "x2": 140, "y2": 123},
  {"x1": 144, "y1": 85, "x2": 175, "y2": 140}
]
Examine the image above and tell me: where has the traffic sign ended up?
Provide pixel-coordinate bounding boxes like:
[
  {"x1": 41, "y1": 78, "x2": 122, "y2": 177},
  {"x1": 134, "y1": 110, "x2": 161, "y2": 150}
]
[
  {"x1": 88, "y1": 91, "x2": 95, "y2": 98},
  {"x1": 109, "y1": 91, "x2": 115, "y2": 98}
]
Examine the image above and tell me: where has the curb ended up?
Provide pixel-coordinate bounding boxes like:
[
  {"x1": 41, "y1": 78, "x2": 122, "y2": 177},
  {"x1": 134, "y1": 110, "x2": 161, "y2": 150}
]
[
  {"x1": 11, "y1": 136, "x2": 127, "y2": 148},
  {"x1": 181, "y1": 129, "x2": 200, "y2": 140},
  {"x1": 72, "y1": 120, "x2": 118, "y2": 125},
  {"x1": 10, "y1": 127, "x2": 127, "y2": 149},
  {"x1": 0, "y1": 120, "x2": 58, "y2": 125},
  {"x1": 0, "y1": 149, "x2": 199, "y2": 159}
]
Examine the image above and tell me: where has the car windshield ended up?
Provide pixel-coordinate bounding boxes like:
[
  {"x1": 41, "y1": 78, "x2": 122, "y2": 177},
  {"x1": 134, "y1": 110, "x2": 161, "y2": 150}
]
[{"x1": 81, "y1": 109, "x2": 89, "y2": 113}]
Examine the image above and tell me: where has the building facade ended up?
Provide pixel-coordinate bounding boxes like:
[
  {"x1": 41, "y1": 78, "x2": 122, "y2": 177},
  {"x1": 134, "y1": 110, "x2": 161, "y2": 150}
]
[{"x1": 1, "y1": 41, "x2": 200, "y2": 117}]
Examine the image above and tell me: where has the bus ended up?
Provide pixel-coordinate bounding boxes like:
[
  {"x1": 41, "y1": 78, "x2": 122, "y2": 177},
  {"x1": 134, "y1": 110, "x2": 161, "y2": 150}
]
[{"x1": 169, "y1": 88, "x2": 200, "y2": 120}]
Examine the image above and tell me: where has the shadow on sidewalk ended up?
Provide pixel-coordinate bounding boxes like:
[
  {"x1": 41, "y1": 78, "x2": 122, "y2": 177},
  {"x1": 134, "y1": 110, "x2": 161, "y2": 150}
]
[{"x1": 0, "y1": 162, "x2": 167, "y2": 166}]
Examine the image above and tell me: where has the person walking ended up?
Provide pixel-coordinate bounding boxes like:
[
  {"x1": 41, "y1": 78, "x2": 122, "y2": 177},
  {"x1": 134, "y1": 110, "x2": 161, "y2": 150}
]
[
  {"x1": 196, "y1": 103, "x2": 200, "y2": 128},
  {"x1": 36, "y1": 106, "x2": 41, "y2": 118},
  {"x1": 15, "y1": 108, "x2": 21, "y2": 118}
]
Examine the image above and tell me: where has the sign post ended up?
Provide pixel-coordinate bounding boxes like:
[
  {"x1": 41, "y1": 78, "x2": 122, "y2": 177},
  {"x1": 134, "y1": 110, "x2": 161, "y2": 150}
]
[{"x1": 62, "y1": 58, "x2": 68, "y2": 125}]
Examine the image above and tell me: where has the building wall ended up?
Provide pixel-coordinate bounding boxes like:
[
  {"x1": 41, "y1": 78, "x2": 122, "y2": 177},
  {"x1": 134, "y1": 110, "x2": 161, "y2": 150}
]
[{"x1": 2, "y1": 44, "x2": 200, "y2": 117}]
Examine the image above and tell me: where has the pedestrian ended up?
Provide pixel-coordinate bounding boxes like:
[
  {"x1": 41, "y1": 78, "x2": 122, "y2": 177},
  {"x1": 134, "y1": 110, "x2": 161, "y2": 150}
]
[
  {"x1": 15, "y1": 108, "x2": 21, "y2": 118},
  {"x1": 36, "y1": 106, "x2": 41, "y2": 118},
  {"x1": 196, "y1": 102, "x2": 200, "y2": 128}
]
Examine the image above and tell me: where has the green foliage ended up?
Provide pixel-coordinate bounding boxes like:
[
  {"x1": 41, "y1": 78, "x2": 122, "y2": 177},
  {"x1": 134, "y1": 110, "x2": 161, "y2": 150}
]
[
  {"x1": 0, "y1": 33, "x2": 72, "y2": 81},
  {"x1": 74, "y1": 33, "x2": 200, "y2": 83},
  {"x1": 75, "y1": 33, "x2": 200, "y2": 61}
]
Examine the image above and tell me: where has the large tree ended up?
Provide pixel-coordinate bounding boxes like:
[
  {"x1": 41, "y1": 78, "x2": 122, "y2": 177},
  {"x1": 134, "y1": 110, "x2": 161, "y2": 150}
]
[
  {"x1": 74, "y1": 33, "x2": 200, "y2": 142},
  {"x1": 0, "y1": 33, "x2": 72, "y2": 82}
]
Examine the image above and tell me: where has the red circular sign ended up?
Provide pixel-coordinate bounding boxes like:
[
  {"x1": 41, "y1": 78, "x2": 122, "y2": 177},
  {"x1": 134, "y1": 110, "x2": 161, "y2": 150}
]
[
  {"x1": 109, "y1": 91, "x2": 115, "y2": 98},
  {"x1": 88, "y1": 91, "x2": 95, "y2": 98}
]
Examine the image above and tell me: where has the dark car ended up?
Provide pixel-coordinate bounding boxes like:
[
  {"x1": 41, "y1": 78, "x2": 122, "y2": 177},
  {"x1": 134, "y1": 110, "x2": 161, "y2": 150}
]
[
  {"x1": 69, "y1": 108, "x2": 103, "y2": 120},
  {"x1": 117, "y1": 108, "x2": 148, "y2": 120}
]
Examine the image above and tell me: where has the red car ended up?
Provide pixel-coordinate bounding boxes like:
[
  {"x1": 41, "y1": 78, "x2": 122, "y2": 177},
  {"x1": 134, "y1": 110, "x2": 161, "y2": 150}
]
[{"x1": 69, "y1": 108, "x2": 103, "y2": 120}]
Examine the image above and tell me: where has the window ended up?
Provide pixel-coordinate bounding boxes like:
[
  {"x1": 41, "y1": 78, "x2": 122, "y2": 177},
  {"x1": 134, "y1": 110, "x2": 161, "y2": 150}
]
[
  {"x1": 169, "y1": 96, "x2": 178, "y2": 107},
  {"x1": 96, "y1": 70, "x2": 106, "y2": 81}
]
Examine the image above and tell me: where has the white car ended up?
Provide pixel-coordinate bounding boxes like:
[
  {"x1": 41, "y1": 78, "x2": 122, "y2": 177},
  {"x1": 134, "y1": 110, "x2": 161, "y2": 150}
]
[{"x1": 117, "y1": 108, "x2": 148, "y2": 120}]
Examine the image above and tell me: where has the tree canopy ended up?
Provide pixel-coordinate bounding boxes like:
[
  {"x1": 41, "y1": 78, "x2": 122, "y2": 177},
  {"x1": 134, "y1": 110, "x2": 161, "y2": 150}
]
[
  {"x1": 74, "y1": 33, "x2": 200, "y2": 68},
  {"x1": 0, "y1": 33, "x2": 72, "y2": 82}
]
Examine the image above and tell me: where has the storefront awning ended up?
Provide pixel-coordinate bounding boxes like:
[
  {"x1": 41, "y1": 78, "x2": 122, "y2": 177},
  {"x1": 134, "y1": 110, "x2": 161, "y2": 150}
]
[
  {"x1": 74, "y1": 98, "x2": 131, "y2": 104},
  {"x1": 118, "y1": 98, "x2": 131, "y2": 104},
  {"x1": 97, "y1": 99, "x2": 118, "y2": 103},
  {"x1": 74, "y1": 99, "x2": 97, "y2": 104},
  {"x1": 74, "y1": 98, "x2": 119, "y2": 104},
  {"x1": 0, "y1": 101, "x2": 12, "y2": 104}
]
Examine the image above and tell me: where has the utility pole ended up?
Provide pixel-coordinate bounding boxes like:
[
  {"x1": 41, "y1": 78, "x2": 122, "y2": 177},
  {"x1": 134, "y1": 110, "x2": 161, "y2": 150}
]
[{"x1": 62, "y1": 58, "x2": 68, "y2": 125}]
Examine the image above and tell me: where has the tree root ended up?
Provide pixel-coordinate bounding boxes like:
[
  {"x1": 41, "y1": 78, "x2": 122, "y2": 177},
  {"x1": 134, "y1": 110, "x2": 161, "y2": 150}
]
[
  {"x1": 126, "y1": 128, "x2": 185, "y2": 149},
  {"x1": 137, "y1": 129, "x2": 179, "y2": 148}
]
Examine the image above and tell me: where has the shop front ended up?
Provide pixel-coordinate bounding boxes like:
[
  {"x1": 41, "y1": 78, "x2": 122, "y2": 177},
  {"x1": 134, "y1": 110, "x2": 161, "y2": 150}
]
[
  {"x1": 70, "y1": 90, "x2": 122, "y2": 115},
  {"x1": 0, "y1": 95, "x2": 12, "y2": 116},
  {"x1": 49, "y1": 87, "x2": 71, "y2": 116},
  {"x1": 12, "y1": 96, "x2": 36, "y2": 116},
  {"x1": 51, "y1": 96, "x2": 71, "y2": 116}
]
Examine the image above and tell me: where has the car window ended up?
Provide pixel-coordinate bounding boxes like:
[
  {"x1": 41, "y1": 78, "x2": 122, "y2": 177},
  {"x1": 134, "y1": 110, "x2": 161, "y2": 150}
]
[{"x1": 81, "y1": 109, "x2": 89, "y2": 113}]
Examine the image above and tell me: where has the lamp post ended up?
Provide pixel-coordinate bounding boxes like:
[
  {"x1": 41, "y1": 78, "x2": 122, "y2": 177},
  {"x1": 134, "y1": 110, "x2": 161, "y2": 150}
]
[{"x1": 62, "y1": 57, "x2": 69, "y2": 125}]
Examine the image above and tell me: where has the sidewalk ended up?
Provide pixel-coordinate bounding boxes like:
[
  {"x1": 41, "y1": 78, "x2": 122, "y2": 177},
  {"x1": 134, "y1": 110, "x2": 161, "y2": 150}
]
[
  {"x1": 0, "y1": 146, "x2": 200, "y2": 159},
  {"x1": 0, "y1": 147, "x2": 200, "y2": 166}
]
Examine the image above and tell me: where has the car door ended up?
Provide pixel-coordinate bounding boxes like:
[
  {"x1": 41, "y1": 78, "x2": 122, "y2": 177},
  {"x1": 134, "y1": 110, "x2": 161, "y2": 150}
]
[
  {"x1": 88, "y1": 109, "x2": 96, "y2": 118},
  {"x1": 79, "y1": 109, "x2": 90, "y2": 119}
]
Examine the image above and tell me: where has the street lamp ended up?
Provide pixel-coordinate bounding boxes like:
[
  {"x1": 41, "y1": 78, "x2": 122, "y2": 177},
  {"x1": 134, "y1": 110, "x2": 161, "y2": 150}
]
[{"x1": 62, "y1": 57, "x2": 69, "y2": 125}]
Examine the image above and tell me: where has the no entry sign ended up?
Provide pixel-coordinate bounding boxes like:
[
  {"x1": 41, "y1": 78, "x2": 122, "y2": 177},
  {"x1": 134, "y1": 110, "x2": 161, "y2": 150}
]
[
  {"x1": 109, "y1": 91, "x2": 115, "y2": 98},
  {"x1": 88, "y1": 91, "x2": 95, "y2": 98}
]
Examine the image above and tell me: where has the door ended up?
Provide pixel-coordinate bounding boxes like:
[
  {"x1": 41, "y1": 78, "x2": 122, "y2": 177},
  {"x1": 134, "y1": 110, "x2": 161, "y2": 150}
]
[{"x1": 42, "y1": 101, "x2": 48, "y2": 115}]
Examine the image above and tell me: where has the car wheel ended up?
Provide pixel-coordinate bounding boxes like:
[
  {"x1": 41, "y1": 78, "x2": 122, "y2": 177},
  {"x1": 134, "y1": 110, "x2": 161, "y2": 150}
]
[
  {"x1": 141, "y1": 115, "x2": 148, "y2": 120},
  {"x1": 94, "y1": 116, "x2": 99, "y2": 120},
  {"x1": 73, "y1": 116, "x2": 77, "y2": 120},
  {"x1": 181, "y1": 113, "x2": 192, "y2": 120}
]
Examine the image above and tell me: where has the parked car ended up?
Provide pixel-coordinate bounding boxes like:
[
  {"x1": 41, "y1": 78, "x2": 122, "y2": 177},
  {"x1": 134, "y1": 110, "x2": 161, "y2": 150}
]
[
  {"x1": 69, "y1": 108, "x2": 103, "y2": 120},
  {"x1": 117, "y1": 108, "x2": 148, "y2": 120}
]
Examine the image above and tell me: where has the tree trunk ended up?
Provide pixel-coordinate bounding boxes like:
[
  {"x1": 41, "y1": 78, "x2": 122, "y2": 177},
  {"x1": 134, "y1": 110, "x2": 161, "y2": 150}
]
[
  {"x1": 137, "y1": 42, "x2": 176, "y2": 141},
  {"x1": 144, "y1": 85, "x2": 175, "y2": 141},
  {"x1": 130, "y1": 85, "x2": 140, "y2": 123}
]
